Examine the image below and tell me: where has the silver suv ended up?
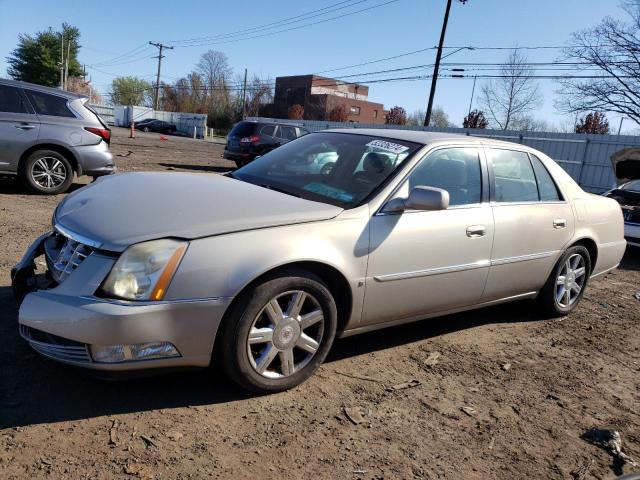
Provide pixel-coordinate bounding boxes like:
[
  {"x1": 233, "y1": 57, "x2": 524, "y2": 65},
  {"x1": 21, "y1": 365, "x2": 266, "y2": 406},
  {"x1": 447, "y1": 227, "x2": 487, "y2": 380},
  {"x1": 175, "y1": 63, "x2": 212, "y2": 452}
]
[{"x1": 0, "y1": 78, "x2": 115, "y2": 194}]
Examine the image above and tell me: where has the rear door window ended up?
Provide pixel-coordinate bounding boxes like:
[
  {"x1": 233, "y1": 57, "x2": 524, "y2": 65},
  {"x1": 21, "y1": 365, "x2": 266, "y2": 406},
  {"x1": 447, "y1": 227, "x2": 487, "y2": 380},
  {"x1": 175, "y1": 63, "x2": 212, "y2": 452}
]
[
  {"x1": 0, "y1": 85, "x2": 29, "y2": 113},
  {"x1": 25, "y1": 90, "x2": 75, "y2": 117},
  {"x1": 490, "y1": 149, "x2": 538, "y2": 202}
]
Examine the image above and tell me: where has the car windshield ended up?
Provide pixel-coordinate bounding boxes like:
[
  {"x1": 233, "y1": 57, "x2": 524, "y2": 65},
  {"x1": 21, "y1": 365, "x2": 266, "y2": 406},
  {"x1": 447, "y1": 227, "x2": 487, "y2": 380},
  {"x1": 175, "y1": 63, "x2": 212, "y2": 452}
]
[
  {"x1": 233, "y1": 132, "x2": 422, "y2": 208},
  {"x1": 621, "y1": 180, "x2": 640, "y2": 192}
]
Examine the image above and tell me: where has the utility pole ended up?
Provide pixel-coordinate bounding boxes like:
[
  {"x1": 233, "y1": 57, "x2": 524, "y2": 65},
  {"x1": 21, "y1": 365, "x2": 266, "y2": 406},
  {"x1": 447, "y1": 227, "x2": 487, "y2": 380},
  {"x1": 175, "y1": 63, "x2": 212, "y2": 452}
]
[
  {"x1": 424, "y1": 0, "x2": 468, "y2": 126},
  {"x1": 64, "y1": 38, "x2": 71, "y2": 90},
  {"x1": 59, "y1": 32, "x2": 64, "y2": 89},
  {"x1": 149, "y1": 41, "x2": 174, "y2": 110},
  {"x1": 241, "y1": 68, "x2": 248, "y2": 119}
]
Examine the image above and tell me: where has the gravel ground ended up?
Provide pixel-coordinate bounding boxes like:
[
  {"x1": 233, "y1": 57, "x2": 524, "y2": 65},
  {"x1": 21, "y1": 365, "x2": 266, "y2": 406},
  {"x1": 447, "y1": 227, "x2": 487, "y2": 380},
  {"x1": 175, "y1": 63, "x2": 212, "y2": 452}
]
[{"x1": 1, "y1": 128, "x2": 639, "y2": 479}]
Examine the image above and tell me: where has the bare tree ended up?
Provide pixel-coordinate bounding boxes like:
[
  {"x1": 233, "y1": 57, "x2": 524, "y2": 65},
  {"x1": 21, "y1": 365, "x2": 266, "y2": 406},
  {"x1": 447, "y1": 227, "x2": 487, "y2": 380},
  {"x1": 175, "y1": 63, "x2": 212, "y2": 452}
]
[
  {"x1": 407, "y1": 109, "x2": 426, "y2": 126},
  {"x1": 196, "y1": 50, "x2": 233, "y2": 123},
  {"x1": 556, "y1": 2, "x2": 640, "y2": 126},
  {"x1": 479, "y1": 50, "x2": 542, "y2": 130},
  {"x1": 245, "y1": 75, "x2": 273, "y2": 117},
  {"x1": 430, "y1": 106, "x2": 454, "y2": 127}
]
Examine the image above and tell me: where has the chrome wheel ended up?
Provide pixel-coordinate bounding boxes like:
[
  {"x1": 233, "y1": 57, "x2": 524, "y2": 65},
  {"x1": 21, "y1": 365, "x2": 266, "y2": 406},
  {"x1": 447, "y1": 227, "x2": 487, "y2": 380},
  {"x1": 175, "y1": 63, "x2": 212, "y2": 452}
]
[
  {"x1": 555, "y1": 253, "x2": 587, "y2": 308},
  {"x1": 247, "y1": 290, "x2": 324, "y2": 379},
  {"x1": 30, "y1": 156, "x2": 68, "y2": 190}
]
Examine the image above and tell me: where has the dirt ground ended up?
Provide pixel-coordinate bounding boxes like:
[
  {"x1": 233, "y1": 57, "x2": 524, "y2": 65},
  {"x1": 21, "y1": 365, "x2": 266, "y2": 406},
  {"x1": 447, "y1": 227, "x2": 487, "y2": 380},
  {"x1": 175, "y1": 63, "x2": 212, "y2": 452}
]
[{"x1": 0, "y1": 128, "x2": 639, "y2": 479}]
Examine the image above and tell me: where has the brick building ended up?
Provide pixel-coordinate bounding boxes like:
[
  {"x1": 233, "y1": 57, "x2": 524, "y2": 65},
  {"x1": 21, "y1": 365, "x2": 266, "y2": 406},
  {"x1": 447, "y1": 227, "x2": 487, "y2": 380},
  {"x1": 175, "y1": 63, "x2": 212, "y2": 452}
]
[{"x1": 274, "y1": 75, "x2": 385, "y2": 124}]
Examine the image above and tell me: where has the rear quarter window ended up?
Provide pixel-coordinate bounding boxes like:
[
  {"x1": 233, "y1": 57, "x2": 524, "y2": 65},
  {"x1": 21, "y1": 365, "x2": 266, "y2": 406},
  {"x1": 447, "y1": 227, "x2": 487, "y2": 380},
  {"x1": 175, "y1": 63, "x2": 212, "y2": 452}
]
[{"x1": 25, "y1": 90, "x2": 75, "y2": 118}]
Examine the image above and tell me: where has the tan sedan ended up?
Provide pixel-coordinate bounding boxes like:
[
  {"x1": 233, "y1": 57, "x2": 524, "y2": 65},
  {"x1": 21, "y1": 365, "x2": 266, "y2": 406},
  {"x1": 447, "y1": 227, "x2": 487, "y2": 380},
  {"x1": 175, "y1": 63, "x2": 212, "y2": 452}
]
[{"x1": 13, "y1": 129, "x2": 626, "y2": 393}]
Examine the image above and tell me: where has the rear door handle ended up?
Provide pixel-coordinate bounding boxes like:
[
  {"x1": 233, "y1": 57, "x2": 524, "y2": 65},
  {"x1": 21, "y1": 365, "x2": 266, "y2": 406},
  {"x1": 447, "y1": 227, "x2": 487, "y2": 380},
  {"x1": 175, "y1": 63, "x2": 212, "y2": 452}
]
[
  {"x1": 466, "y1": 225, "x2": 486, "y2": 238},
  {"x1": 553, "y1": 218, "x2": 567, "y2": 229},
  {"x1": 15, "y1": 123, "x2": 36, "y2": 130}
]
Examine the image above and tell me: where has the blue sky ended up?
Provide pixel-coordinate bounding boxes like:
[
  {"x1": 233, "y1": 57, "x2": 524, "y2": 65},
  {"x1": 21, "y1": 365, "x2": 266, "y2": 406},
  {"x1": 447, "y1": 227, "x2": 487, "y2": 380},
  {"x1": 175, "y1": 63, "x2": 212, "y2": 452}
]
[{"x1": 0, "y1": 0, "x2": 630, "y2": 130}]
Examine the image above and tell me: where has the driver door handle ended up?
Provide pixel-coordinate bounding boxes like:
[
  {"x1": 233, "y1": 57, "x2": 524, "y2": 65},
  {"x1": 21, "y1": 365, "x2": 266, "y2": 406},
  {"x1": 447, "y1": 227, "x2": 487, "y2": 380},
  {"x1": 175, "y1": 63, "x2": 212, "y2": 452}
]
[
  {"x1": 466, "y1": 225, "x2": 486, "y2": 238},
  {"x1": 15, "y1": 123, "x2": 36, "y2": 130}
]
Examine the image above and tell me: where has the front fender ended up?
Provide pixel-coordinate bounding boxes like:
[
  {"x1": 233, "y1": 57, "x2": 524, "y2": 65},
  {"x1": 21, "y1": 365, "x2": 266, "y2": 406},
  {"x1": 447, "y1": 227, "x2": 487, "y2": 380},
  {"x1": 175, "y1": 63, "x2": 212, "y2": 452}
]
[{"x1": 165, "y1": 207, "x2": 371, "y2": 321}]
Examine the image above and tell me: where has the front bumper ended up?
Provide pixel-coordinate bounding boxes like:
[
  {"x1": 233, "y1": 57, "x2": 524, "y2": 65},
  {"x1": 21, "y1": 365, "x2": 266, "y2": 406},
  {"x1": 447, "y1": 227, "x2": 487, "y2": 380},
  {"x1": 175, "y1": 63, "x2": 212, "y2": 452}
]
[
  {"x1": 12, "y1": 233, "x2": 231, "y2": 371},
  {"x1": 624, "y1": 222, "x2": 640, "y2": 247}
]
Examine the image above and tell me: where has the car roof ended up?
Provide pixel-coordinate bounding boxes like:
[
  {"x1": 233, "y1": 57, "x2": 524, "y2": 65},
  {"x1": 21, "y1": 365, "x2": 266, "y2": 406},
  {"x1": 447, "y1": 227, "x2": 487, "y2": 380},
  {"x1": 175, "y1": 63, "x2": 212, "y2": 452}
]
[
  {"x1": 325, "y1": 128, "x2": 521, "y2": 149},
  {"x1": 0, "y1": 77, "x2": 85, "y2": 100},
  {"x1": 241, "y1": 120, "x2": 303, "y2": 128}
]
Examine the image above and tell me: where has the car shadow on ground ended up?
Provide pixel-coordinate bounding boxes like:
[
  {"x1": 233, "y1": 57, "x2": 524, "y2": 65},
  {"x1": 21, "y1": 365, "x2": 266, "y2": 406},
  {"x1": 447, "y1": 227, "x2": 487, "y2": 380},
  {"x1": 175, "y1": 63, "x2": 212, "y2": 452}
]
[
  {"x1": 158, "y1": 163, "x2": 235, "y2": 174},
  {"x1": 0, "y1": 176, "x2": 86, "y2": 195},
  {"x1": 1, "y1": 247, "x2": 638, "y2": 429}
]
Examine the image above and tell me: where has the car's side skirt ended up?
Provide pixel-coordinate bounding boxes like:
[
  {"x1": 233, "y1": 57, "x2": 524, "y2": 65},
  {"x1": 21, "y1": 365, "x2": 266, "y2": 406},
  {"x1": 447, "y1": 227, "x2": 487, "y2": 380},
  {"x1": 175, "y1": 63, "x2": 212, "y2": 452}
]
[{"x1": 338, "y1": 291, "x2": 538, "y2": 338}]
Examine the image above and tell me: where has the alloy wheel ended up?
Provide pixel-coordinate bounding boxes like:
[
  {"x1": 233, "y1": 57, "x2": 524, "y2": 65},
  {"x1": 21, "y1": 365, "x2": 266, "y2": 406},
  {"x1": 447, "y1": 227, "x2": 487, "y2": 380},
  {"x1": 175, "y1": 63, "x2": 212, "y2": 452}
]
[
  {"x1": 247, "y1": 290, "x2": 324, "y2": 379},
  {"x1": 555, "y1": 253, "x2": 587, "y2": 308},
  {"x1": 30, "y1": 157, "x2": 68, "y2": 190}
]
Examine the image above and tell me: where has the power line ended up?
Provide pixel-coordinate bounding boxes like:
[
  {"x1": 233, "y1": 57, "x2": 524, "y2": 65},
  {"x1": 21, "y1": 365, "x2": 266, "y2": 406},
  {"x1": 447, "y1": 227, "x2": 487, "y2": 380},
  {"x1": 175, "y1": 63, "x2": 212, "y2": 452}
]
[
  {"x1": 165, "y1": 0, "x2": 402, "y2": 48},
  {"x1": 164, "y1": 0, "x2": 366, "y2": 45}
]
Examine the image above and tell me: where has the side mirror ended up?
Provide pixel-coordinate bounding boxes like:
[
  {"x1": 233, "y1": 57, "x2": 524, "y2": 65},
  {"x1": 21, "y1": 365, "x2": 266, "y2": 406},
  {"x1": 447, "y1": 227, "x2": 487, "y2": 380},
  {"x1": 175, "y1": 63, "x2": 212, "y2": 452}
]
[{"x1": 383, "y1": 186, "x2": 450, "y2": 213}]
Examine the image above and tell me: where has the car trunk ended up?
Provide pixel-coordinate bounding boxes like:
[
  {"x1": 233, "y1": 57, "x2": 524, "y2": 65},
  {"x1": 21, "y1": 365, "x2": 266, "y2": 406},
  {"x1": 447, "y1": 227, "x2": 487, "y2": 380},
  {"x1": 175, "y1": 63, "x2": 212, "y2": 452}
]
[{"x1": 610, "y1": 148, "x2": 640, "y2": 184}]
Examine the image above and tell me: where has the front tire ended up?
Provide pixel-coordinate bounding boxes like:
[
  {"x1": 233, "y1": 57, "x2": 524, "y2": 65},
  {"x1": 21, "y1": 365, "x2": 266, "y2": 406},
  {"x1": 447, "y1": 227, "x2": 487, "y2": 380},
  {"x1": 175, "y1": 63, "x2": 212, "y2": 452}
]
[
  {"x1": 20, "y1": 150, "x2": 73, "y2": 194},
  {"x1": 537, "y1": 245, "x2": 591, "y2": 317},
  {"x1": 217, "y1": 269, "x2": 337, "y2": 393}
]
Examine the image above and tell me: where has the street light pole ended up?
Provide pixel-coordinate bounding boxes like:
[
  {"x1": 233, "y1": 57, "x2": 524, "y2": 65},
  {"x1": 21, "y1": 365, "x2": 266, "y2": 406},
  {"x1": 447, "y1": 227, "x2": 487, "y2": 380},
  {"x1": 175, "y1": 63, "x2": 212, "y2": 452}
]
[{"x1": 468, "y1": 75, "x2": 477, "y2": 116}]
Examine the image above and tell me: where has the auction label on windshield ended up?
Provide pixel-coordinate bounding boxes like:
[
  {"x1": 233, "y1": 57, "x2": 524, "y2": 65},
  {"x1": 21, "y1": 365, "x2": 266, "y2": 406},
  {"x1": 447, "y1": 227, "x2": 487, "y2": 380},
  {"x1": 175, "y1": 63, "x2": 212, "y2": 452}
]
[{"x1": 366, "y1": 139, "x2": 409, "y2": 154}]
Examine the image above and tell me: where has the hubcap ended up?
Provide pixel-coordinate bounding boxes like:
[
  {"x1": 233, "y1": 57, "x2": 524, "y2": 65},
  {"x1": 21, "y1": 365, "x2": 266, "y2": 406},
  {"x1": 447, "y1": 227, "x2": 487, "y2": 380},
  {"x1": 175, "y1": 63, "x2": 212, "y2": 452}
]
[
  {"x1": 247, "y1": 290, "x2": 324, "y2": 379},
  {"x1": 555, "y1": 253, "x2": 587, "y2": 308},
  {"x1": 31, "y1": 157, "x2": 67, "y2": 190}
]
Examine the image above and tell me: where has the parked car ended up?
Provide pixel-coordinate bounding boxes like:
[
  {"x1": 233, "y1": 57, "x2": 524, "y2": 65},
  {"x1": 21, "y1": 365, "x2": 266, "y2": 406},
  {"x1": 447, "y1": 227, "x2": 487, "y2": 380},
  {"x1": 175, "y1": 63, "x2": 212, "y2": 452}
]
[
  {"x1": 223, "y1": 120, "x2": 309, "y2": 167},
  {"x1": 605, "y1": 151, "x2": 640, "y2": 247},
  {"x1": 0, "y1": 78, "x2": 114, "y2": 194},
  {"x1": 135, "y1": 119, "x2": 177, "y2": 134},
  {"x1": 12, "y1": 130, "x2": 625, "y2": 393},
  {"x1": 604, "y1": 180, "x2": 640, "y2": 247}
]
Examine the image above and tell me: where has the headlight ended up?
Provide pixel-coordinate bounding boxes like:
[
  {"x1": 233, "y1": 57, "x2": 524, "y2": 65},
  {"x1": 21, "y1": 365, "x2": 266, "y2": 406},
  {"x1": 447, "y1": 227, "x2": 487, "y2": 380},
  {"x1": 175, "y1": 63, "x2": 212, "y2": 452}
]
[{"x1": 102, "y1": 239, "x2": 187, "y2": 301}]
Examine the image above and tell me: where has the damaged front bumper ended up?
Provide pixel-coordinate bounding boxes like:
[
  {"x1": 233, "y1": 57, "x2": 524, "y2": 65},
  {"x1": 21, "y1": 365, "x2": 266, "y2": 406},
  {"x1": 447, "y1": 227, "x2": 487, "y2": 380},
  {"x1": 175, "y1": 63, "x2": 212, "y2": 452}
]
[{"x1": 12, "y1": 230, "x2": 230, "y2": 371}]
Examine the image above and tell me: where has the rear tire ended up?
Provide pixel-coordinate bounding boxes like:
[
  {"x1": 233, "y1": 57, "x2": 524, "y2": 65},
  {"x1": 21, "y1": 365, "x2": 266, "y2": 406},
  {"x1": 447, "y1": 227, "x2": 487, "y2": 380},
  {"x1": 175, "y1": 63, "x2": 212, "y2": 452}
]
[
  {"x1": 536, "y1": 245, "x2": 591, "y2": 317},
  {"x1": 216, "y1": 268, "x2": 337, "y2": 393},
  {"x1": 20, "y1": 150, "x2": 73, "y2": 195},
  {"x1": 143, "y1": 127, "x2": 150, "y2": 132}
]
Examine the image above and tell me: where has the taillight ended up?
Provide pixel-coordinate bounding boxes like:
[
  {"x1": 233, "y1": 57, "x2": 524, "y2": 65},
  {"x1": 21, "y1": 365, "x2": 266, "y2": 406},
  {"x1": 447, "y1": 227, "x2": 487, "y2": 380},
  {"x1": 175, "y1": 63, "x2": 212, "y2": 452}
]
[
  {"x1": 85, "y1": 127, "x2": 111, "y2": 144},
  {"x1": 240, "y1": 135, "x2": 260, "y2": 144}
]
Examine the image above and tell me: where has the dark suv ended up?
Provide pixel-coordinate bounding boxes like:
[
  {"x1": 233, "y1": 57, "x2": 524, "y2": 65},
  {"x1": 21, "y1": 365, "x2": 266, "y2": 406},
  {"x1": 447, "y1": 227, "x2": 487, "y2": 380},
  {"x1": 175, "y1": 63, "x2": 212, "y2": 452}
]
[{"x1": 223, "y1": 121, "x2": 309, "y2": 167}]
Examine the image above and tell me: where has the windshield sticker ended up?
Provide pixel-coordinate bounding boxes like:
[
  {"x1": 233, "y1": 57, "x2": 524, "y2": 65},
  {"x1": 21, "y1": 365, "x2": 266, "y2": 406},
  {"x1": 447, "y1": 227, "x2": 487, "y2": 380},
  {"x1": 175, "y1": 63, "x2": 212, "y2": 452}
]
[
  {"x1": 366, "y1": 139, "x2": 409, "y2": 155},
  {"x1": 303, "y1": 182, "x2": 354, "y2": 202}
]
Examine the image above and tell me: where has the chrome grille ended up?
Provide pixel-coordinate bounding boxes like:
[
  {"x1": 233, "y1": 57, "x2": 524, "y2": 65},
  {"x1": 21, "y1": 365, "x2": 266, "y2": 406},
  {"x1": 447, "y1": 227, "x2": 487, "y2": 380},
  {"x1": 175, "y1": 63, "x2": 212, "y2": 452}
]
[
  {"x1": 45, "y1": 233, "x2": 94, "y2": 283},
  {"x1": 19, "y1": 325, "x2": 92, "y2": 363}
]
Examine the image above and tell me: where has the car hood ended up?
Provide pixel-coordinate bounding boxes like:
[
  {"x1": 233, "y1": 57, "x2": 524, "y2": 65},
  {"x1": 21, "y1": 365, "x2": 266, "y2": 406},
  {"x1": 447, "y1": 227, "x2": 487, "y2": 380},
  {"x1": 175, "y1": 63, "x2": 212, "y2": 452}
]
[
  {"x1": 54, "y1": 172, "x2": 343, "y2": 252},
  {"x1": 610, "y1": 148, "x2": 640, "y2": 184}
]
